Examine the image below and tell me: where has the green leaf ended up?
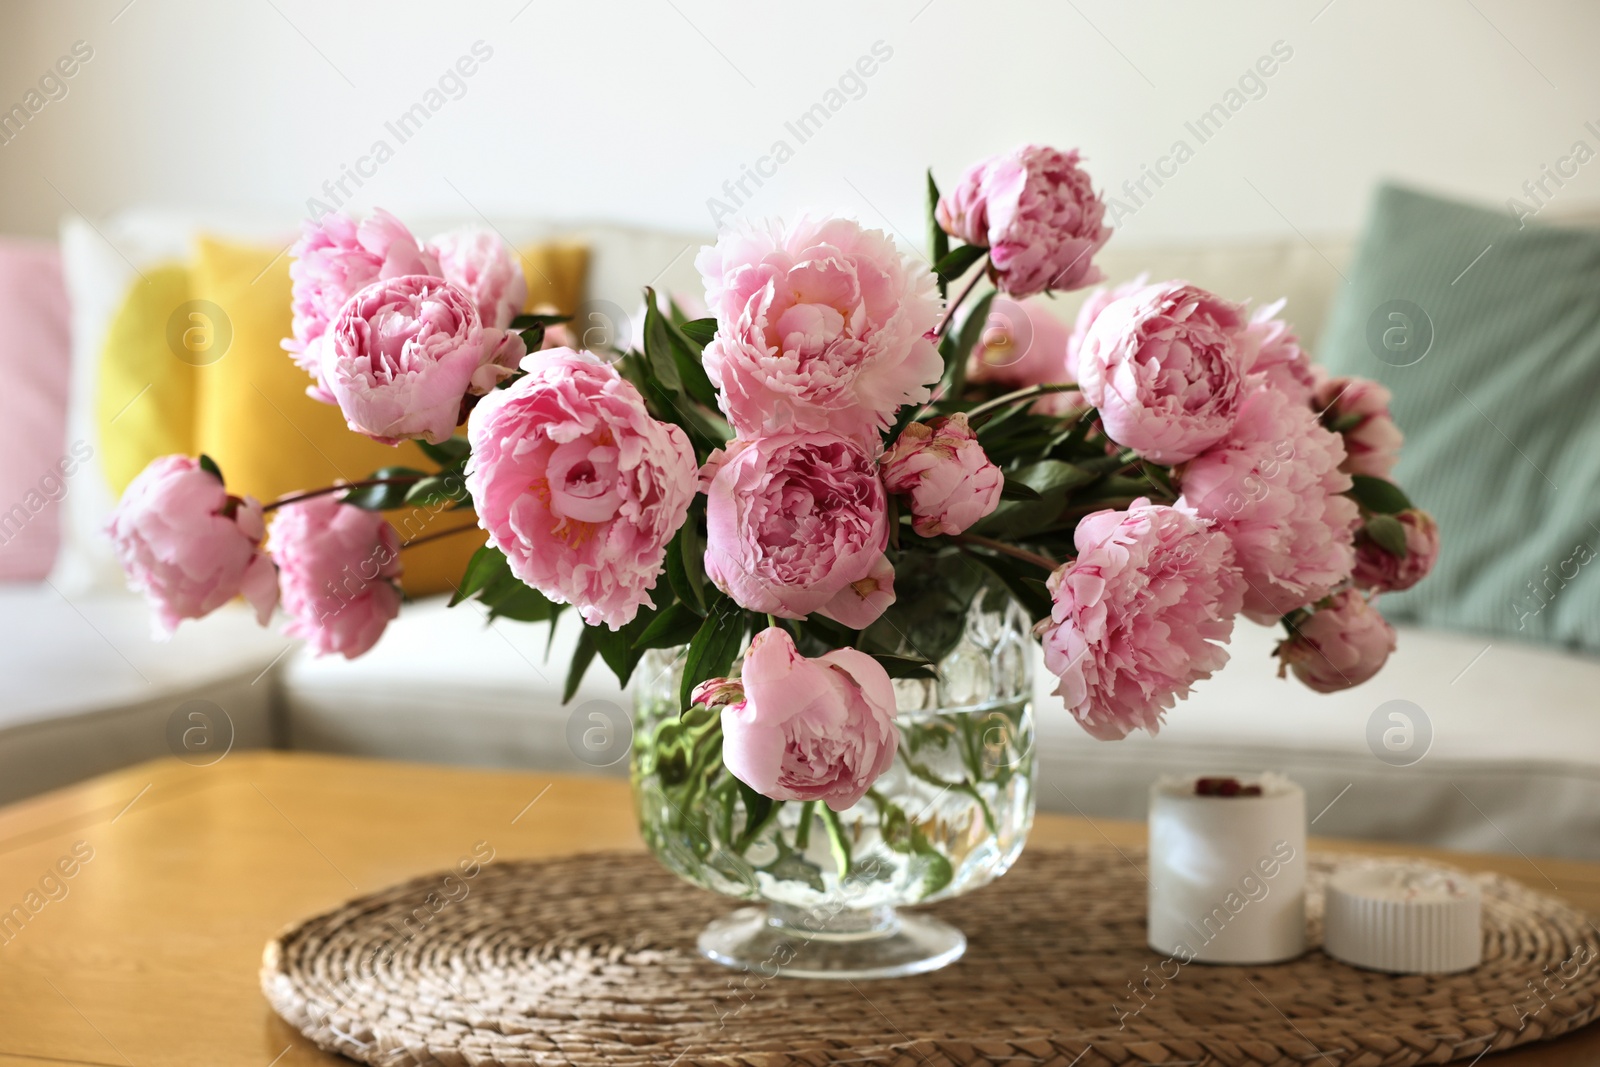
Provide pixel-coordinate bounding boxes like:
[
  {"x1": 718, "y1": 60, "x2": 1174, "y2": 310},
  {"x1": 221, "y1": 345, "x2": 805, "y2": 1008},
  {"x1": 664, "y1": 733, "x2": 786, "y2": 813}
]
[
  {"x1": 340, "y1": 466, "x2": 426, "y2": 511},
  {"x1": 759, "y1": 836, "x2": 826, "y2": 893},
  {"x1": 973, "y1": 459, "x2": 1093, "y2": 537},
  {"x1": 664, "y1": 540, "x2": 703, "y2": 616},
  {"x1": 912, "y1": 840, "x2": 954, "y2": 897},
  {"x1": 1327, "y1": 410, "x2": 1363, "y2": 434},
  {"x1": 564, "y1": 628, "x2": 597, "y2": 704},
  {"x1": 449, "y1": 544, "x2": 508, "y2": 607},
  {"x1": 509, "y1": 312, "x2": 572, "y2": 330},
  {"x1": 870, "y1": 654, "x2": 939, "y2": 681},
  {"x1": 484, "y1": 584, "x2": 558, "y2": 623},
  {"x1": 672, "y1": 520, "x2": 708, "y2": 613},
  {"x1": 591, "y1": 607, "x2": 661, "y2": 688},
  {"x1": 953, "y1": 289, "x2": 995, "y2": 377},
  {"x1": 859, "y1": 550, "x2": 987, "y2": 664},
  {"x1": 679, "y1": 600, "x2": 746, "y2": 712},
  {"x1": 641, "y1": 376, "x2": 725, "y2": 457},
  {"x1": 679, "y1": 317, "x2": 717, "y2": 347},
  {"x1": 403, "y1": 473, "x2": 470, "y2": 508},
  {"x1": 641, "y1": 286, "x2": 683, "y2": 391},
  {"x1": 1000, "y1": 477, "x2": 1043, "y2": 501},
  {"x1": 733, "y1": 780, "x2": 776, "y2": 850},
  {"x1": 971, "y1": 554, "x2": 1053, "y2": 622},
  {"x1": 935, "y1": 288, "x2": 994, "y2": 402},
  {"x1": 667, "y1": 325, "x2": 719, "y2": 409},
  {"x1": 927, "y1": 168, "x2": 949, "y2": 288},
  {"x1": 516, "y1": 323, "x2": 545, "y2": 350},
  {"x1": 198, "y1": 454, "x2": 224, "y2": 482},
  {"x1": 1012, "y1": 459, "x2": 1097, "y2": 495},
  {"x1": 416, "y1": 436, "x2": 470, "y2": 468},
  {"x1": 635, "y1": 600, "x2": 702, "y2": 651},
  {"x1": 590, "y1": 621, "x2": 632, "y2": 685},
  {"x1": 1349, "y1": 475, "x2": 1413, "y2": 515},
  {"x1": 1364, "y1": 513, "x2": 1410, "y2": 558},
  {"x1": 934, "y1": 243, "x2": 985, "y2": 285}
]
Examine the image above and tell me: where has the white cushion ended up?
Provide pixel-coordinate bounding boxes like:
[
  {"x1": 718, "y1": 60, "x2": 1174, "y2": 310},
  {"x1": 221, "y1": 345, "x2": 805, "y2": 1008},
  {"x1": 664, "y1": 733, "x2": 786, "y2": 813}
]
[
  {"x1": 279, "y1": 596, "x2": 1600, "y2": 859},
  {"x1": 1034, "y1": 621, "x2": 1600, "y2": 860},
  {"x1": 0, "y1": 586, "x2": 286, "y2": 800},
  {"x1": 280, "y1": 596, "x2": 630, "y2": 776}
]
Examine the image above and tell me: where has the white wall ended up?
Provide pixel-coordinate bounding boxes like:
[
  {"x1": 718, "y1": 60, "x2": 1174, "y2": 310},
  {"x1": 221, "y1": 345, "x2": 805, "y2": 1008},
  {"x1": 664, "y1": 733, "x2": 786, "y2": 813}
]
[{"x1": 1, "y1": 0, "x2": 1598, "y2": 245}]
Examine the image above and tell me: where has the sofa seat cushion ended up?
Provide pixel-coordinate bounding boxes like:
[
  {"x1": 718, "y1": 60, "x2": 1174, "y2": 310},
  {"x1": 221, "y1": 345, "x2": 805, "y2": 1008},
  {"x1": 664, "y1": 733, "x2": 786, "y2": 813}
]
[
  {"x1": 280, "y1": 597, "x2": 1600, "y2": 859},
  {"x1": 1038, "y1": 621, "x2": 1600, "y2": 859},
  {"x1": 280, "y1": 597, "x2": 629, "y2": 775},
  {"x1": 0, "y1": 587, "x2": 287, "y2": 801}
]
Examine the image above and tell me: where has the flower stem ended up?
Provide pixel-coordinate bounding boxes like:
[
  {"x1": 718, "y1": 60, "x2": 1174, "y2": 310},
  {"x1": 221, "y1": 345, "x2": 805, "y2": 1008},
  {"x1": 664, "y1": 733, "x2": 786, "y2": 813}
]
[
  {"x1": 264, "y1": 475, "x2": 422, "y2": 512},
  {"x1": 794, "y1": 800, "x2": 816, "y2": 850},
  {"x1": 933, "y1": 255, "x2": 990, "y2": 340},
  {"x1": 401, "y1": 521, "x2": 481, "y2": 550},
  {"x1": 965, "y1": 382, "x2": 1081, "y2": 424},
  {"x1": 954, "y1": 533, "x2": 1060, "y2": 573}
]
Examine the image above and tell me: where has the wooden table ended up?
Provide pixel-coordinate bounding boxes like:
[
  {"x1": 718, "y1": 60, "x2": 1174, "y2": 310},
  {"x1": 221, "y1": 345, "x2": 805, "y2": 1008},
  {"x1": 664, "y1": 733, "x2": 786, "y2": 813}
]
[{"x1": 0, "y1": 752, "x2": 1595, "y2": 1067}]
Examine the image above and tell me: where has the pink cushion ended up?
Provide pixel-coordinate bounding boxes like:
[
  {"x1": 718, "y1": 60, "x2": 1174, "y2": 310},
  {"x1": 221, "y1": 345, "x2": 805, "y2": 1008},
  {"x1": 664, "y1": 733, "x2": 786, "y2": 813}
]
[{"x1": 0, "y1": 239, "x2": 71, "y2": 581}]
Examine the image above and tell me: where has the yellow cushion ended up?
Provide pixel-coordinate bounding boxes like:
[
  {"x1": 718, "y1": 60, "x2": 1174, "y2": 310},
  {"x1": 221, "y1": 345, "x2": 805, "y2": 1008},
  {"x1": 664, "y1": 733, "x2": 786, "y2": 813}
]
[
  {"x1": 516, "y1": 241, "x2": 589, "y2": 313},
  {"x1": 95, "y1": 263, "x2": 199, "y2": 495},
  {"x1": 186, "y1": 234, "x2": 587, "y2": 598}
]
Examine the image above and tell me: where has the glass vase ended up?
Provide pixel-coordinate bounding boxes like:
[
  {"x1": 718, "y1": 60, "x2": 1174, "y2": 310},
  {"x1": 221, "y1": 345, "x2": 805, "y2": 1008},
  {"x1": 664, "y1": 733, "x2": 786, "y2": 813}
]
[{"x1": 631, "y1": 577, "x2": 1036, "y2": 979}]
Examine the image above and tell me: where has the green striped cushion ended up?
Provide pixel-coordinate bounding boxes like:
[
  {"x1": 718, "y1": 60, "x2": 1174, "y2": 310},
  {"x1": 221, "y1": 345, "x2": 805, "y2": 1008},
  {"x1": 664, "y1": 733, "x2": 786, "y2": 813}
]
[{"x1": 1317, "y1": 183, "x2": 1600, "y2": 652}]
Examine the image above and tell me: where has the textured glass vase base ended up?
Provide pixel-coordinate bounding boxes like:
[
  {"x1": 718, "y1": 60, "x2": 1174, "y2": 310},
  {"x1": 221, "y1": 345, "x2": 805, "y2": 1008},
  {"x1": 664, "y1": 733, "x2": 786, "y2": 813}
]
[{"x1": 697, "y1": 906, "x2": 967, "y2": 979}]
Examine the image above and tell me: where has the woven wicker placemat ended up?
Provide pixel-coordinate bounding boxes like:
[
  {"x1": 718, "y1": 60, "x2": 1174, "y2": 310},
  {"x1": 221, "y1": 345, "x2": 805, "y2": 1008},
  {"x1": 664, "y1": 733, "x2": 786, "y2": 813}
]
[{"x1": 262, "y1": 846, "x2": 1600, "y2": 1066}]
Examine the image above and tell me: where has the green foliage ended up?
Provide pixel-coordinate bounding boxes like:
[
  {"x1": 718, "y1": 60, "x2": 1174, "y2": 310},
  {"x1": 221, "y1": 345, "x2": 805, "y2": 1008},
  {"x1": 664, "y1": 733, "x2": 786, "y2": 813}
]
[
  {"x1": 679, "y1": 597, "x2": 749, "y2": 712},
  {"x1": 403, "y1": 474, "x2": 470, "y2": 509},
  {"x1": 933, "y1": 243, "x2": 987, "y2": 285},
  {"x1": 415, "y1": 436, "x2": 470, "y2": 468},
  {"x1": 926, "y1": 168, "x2": 949, "y2": 293},
  {"x1": 679, "y1": 317, "x2": 717, "y2": 346},
  {"x1": 1349, "y1": 474, "x2": 1413, "y2": 515},
  {"x1": 861, "y1": 549, "x2": 987, "y2": 664},
  {"x1": 447, "y1": 543, "x2": 559, "y2": 623},
  {"x1": 591, "y1": 606, "x2": 659, "y2": 688},
  {"x1": 341, "y1": 466, "x2": 427, "y2": 511},
  {"x1": 1364, "y1": 513, "x2": 1410, "y2": 558}
]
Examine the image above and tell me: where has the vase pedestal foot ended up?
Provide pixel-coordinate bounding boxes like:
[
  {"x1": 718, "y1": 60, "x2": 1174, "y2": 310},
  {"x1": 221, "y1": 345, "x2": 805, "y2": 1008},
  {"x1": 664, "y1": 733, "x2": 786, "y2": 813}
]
[{"x1": 697, "y1": 903, "x2": 966, "y2": 979}]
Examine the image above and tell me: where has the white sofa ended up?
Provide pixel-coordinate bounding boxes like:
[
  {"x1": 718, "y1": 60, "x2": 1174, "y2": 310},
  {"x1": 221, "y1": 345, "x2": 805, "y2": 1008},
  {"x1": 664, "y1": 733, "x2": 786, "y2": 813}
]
[{"x1": 5, "y1": 216, "x2": 1599, "y2": 862}]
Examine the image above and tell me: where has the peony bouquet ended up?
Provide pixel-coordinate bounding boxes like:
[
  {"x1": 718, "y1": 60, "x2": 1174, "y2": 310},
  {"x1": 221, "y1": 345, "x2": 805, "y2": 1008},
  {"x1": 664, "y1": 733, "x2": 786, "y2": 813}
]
[{"x1": 109, "y1": 145, "x2": 1437, "y2": 816}]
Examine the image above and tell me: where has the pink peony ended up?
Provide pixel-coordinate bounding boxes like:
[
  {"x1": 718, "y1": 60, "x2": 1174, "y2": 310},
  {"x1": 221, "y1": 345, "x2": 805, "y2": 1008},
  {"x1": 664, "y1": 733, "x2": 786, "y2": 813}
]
[
  {"x1": 323, "y1": 275, "x2": 525, "y2": 446},
  {"x1": 1314, "y1": 374, "x2": 1403, "y2": 478},
  {"x1": 1276, "y1": 589, "x2": 1396, "y2": 692},
  {"x1": 964, "y1": 296, "x2": 1072, "y2": 390},
  {"x1": 936, "y1": 145, "x2": 1111, "y2": 298},
  {"x1": 284, "y1": 210, "x2": 439, "y2": 402},
  {"x1": 1242, "y1": 299, "x2": 1316, "y2": 406},
  {"x1": 698, "y1": 627, "x2": 898, "y2": 811},
  {"x1": 1037, "y1": 500, "x2": 1245, "y2": 740},
  {"x1": 818, "y1": 554, "x2": 897, "y2": 630},
  {"x1": 269, "y1": 496, "x2": 402, "y2": 659},
  {"x1": 1077, "y1": 281, "x2": 1250, "y2": 464},
  {"x1": 106, "y1": 455, "x2": 278, "y2": 636},
  {"x1": 695, "y1": 217, "x2": 942, "y2": 442},
  {"x1": 1352, "y1": 509, "x2": 1439, "y2": 593},
  {"x1": 1178, "y1": 385, "x2": 1358, "y2": 621},
  {"x1": 465, "y1": 348, "x2": 697, "y2": 629},
  {"x1": 703, "y1": 432, "x2": 893, "y2": 626},
  {"x1": 426, "y1": 228, "x2": 528, "y2": 330},
  {"x1": 1065, "y1": 274, "x2": 1148, "y2": 385},
  {"x1": 880, "y1": 413, "x2": 1003, "y2": 537}
]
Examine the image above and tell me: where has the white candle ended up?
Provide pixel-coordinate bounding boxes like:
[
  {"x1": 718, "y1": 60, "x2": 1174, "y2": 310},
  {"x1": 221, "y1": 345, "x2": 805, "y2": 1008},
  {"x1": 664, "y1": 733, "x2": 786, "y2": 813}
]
[{"x1": 1147, "y1": 773, "x2": 1307, "y2": 964}]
